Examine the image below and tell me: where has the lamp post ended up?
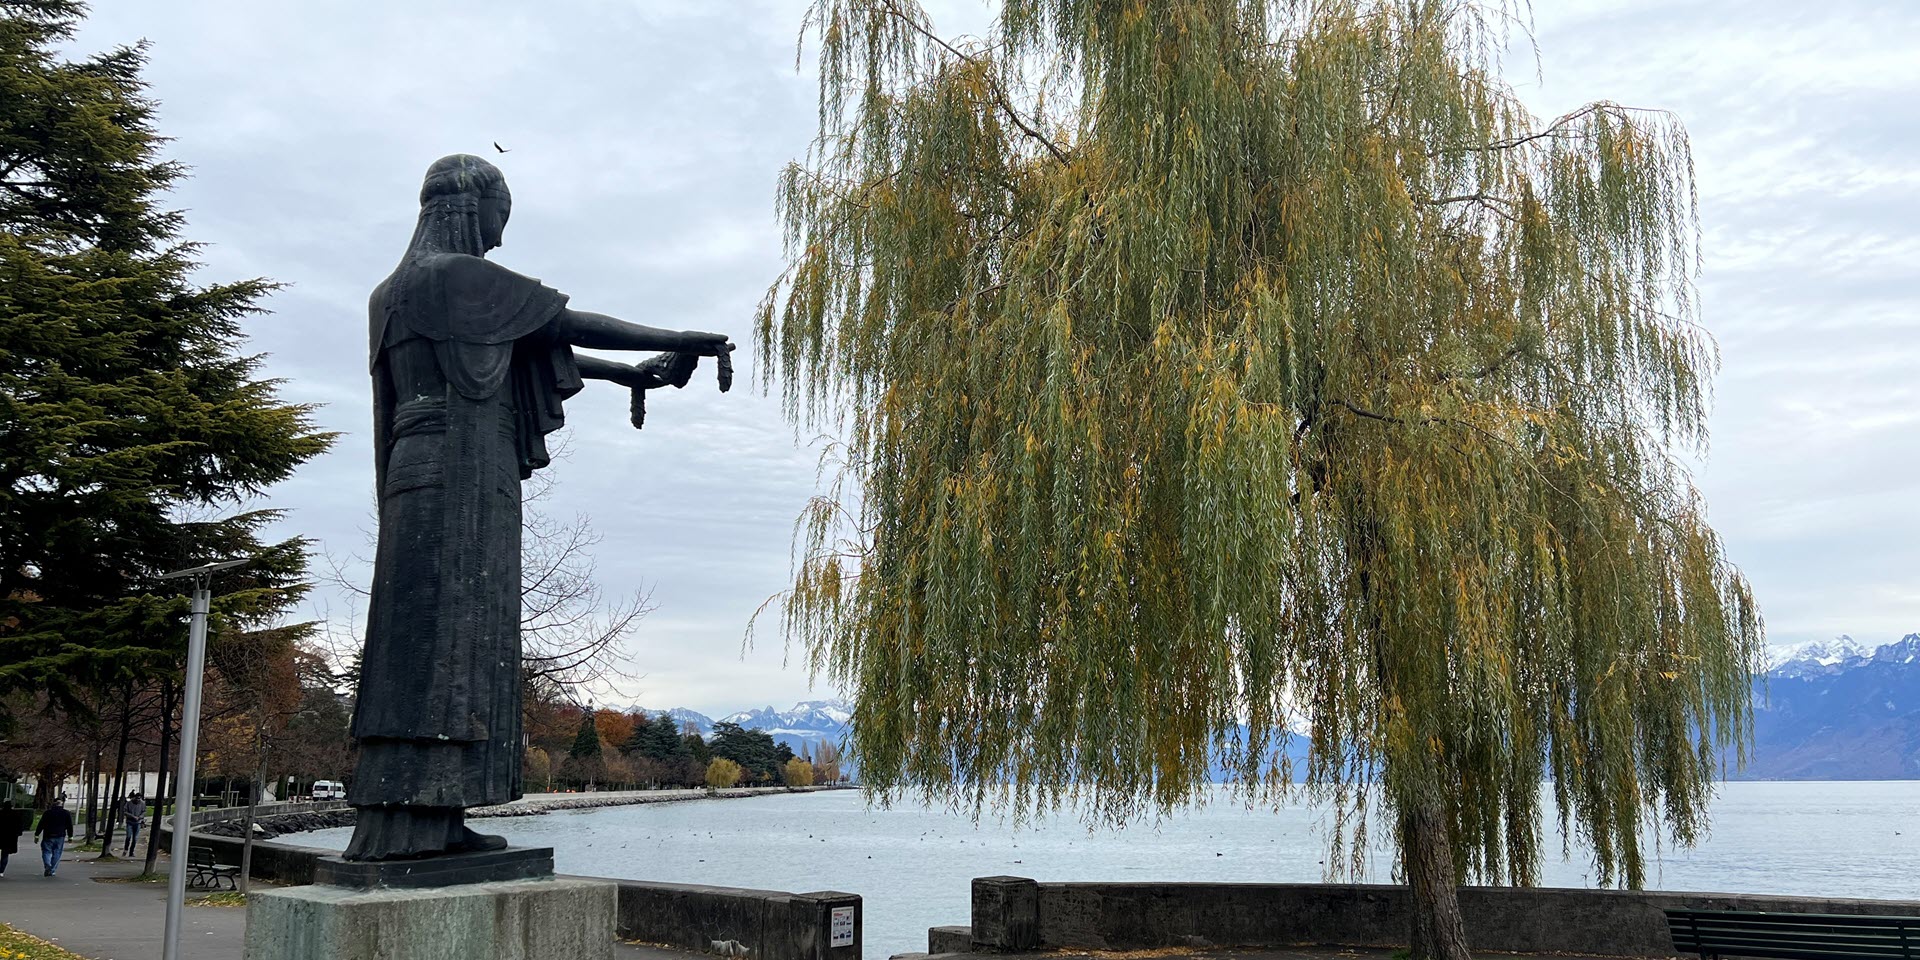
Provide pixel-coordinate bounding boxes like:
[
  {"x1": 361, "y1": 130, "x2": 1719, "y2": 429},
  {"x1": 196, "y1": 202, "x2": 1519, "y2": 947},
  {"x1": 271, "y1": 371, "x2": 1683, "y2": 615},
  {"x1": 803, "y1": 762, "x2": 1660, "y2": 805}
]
[{"x1": 156, "y1": 557, "x2": 250, "y2": 960}]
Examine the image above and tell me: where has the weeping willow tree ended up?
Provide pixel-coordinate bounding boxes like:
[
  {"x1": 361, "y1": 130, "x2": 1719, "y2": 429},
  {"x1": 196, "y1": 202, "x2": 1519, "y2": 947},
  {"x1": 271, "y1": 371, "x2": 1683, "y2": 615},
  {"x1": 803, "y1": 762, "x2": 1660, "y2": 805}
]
[{"x1": 757, "y1": 2, "x2": 1761, "y2": 957}]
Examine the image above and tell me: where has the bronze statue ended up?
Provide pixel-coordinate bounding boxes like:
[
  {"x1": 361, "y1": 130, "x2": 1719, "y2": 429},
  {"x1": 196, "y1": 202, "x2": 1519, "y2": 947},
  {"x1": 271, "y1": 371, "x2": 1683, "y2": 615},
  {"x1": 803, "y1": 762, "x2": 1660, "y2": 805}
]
[{"x1": 344, "y1": 154, "x2": 730, "y2": 861}]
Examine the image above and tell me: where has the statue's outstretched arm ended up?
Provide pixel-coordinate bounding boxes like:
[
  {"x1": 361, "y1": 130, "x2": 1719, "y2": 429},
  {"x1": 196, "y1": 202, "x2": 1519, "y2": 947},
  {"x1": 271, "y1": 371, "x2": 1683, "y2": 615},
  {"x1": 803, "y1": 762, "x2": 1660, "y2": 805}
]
[
  {"x1": 560, "y1": 308, "x2": 730, "y2": 356},
  {"x1": 577, "y1": 353, "x2": 668, "y2": 390}
]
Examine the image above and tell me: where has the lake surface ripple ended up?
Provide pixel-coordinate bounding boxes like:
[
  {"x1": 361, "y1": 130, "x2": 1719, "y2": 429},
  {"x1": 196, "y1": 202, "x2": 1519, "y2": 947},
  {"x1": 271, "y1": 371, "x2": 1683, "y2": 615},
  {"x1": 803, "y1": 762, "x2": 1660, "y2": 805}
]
[{"x1": 297, "y1": 781, "x2": 1920, "y2": 957}]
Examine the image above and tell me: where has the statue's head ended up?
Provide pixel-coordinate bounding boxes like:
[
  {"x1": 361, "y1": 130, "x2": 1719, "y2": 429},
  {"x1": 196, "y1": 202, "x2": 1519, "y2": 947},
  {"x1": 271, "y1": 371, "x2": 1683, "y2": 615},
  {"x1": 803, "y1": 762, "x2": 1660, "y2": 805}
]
[{"x1": 415, "y1": 154, "x2": 512, "y2": 253}]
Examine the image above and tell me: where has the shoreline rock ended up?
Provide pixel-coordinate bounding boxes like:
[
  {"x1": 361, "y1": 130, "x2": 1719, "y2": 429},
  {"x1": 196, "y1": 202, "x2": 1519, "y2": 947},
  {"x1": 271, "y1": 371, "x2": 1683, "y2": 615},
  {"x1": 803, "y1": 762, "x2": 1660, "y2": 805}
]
[{"x1": 198, "y1": 784, "x2": 854, "y2": 839}]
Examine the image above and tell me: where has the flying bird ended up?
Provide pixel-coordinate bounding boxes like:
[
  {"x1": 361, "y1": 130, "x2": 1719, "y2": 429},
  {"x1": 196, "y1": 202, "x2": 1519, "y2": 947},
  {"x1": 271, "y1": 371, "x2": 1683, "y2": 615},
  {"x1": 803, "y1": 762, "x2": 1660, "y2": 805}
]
[{"x1": 493, "y1": 141, "x2": 510, "y2": 153}]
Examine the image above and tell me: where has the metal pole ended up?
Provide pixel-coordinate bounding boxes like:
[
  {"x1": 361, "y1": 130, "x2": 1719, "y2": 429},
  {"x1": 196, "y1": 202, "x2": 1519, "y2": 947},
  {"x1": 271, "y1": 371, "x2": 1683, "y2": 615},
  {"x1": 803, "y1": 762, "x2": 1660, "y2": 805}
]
[{"x1": 162, "y1": 580, "x2": 211, "y2": 960}]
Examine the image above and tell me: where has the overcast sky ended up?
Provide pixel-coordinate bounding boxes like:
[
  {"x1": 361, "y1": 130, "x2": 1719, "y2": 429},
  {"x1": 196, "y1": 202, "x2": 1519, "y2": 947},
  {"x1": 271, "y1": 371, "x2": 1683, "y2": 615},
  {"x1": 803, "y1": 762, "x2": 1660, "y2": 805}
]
[{"x1": 71, "y1": 1, "x2": 1918, "y2": 717}]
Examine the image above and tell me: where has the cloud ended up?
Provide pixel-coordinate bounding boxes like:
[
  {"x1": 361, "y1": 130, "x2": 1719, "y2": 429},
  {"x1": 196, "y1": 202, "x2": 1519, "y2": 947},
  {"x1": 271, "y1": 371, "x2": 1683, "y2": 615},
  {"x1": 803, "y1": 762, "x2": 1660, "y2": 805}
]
[
  {"x1": 1514, "y1": 0, "x2": 1920, "y2": 648},
  {"x1": 67, "y1": 0, "x2": 1920, "y2": 709}
]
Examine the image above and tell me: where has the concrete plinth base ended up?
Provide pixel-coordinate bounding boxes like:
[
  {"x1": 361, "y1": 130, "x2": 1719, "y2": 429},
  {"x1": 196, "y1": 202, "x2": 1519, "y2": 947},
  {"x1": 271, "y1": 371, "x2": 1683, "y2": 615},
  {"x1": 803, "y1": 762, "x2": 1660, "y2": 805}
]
[{"x1": 245, "y1": 876, "x2": 616, "y2": 960}]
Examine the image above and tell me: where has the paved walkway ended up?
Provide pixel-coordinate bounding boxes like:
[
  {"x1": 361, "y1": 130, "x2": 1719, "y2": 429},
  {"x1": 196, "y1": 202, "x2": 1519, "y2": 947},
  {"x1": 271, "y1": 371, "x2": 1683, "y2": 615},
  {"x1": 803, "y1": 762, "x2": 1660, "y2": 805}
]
[
  {"x1": 900, "y1": 948, "x2": 1652, "y2": 960},
  {"x1": 0, "y1": 854, "x2": 240, "y2": 960},
  {"x1": 0, "y1": 849, "x2": 696, "y2": 960}
]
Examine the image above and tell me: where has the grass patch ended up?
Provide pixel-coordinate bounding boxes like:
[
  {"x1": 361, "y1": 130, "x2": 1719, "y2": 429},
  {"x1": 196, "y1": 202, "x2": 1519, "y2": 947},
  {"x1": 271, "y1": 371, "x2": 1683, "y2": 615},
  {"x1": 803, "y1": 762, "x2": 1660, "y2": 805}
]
[
  {"x1": 0, "y1": 922, "x2": 90, "y2": 960},
  {"x1": 94, "y1": 872, "x2": 166, "y2": 884},
  {"x1": 187, "y1": 890, "x2": 247, "y2": 907}
]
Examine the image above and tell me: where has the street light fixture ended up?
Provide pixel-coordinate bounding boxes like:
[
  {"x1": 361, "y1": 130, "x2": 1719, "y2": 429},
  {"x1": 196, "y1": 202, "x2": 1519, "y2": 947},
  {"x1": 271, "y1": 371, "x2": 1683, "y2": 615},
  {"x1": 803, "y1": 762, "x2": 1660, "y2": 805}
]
[{"x1": 155, "y1": 557, "x2": 251, "y2": 960}]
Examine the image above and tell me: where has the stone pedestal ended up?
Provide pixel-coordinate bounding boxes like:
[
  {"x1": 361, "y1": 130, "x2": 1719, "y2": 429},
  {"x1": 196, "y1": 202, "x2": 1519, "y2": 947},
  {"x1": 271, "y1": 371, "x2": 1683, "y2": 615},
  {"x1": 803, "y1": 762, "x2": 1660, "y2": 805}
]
[
  {"x1": 245, "y1": 876, "x2": 616, "y2": 960},
  {"x1": 313, "y1": 845, "x2": 554, "y2": 889}
]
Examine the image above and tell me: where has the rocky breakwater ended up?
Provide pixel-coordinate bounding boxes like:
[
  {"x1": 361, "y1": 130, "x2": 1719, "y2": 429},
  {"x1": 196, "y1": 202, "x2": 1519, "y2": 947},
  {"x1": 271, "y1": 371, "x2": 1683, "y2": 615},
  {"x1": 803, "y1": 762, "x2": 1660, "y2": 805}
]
[
  {"x1": 200, "y1": 785, "x2": 851, "y2": 838},
  {"x1": 199, "y1": 806, "x2": 355, "y2": 838},
  {"x1": 470, "y1": 785, "x2": 842, "y2": 817}
]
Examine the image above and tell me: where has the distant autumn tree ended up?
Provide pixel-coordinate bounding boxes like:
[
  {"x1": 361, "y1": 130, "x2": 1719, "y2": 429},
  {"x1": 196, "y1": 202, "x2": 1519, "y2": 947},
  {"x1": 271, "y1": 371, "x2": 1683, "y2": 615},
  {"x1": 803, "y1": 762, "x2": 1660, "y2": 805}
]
[
  {"x1": 758, "y1": 2, "x2": 1762, "y2": 958},
  {"x1": 523, "y1": 746, "x2": 553, "y2": 793},
  {"x1": 782, "y1": 757, "x2": 815, "y2": 788},
  {"x1": 704, "y1": 758, "x2": 743, "y2": 790},
  {"x1": 812, "y1": 740, "x2": 842, "y2": 785}
]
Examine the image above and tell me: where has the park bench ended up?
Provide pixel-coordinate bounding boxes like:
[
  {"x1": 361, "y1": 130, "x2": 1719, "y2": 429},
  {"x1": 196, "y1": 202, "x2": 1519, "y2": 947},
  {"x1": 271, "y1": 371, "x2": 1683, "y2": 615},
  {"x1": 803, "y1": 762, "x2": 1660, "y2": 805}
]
[
  {"x1": 1665, "y1": 908, "x2": 1920, "y2": 960},
  {"x1": 186, "y1": 846, "x2": 240, "y2": 891}
]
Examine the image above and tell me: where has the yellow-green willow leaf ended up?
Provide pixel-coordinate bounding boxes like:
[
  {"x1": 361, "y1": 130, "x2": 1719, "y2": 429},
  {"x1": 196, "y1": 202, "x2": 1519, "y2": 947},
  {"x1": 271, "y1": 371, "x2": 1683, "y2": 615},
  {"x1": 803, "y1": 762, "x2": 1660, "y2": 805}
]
[{"x1": 759, "y1": 4, "x2": 1759, "y2": 956}]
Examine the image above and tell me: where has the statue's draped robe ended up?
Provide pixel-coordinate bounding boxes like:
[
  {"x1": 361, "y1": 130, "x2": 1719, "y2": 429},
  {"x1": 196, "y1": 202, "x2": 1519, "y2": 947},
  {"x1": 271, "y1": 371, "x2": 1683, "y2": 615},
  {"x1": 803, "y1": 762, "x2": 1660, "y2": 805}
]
[{"x1": 350, "y1": 252, "x2": 579, "y2": 817}]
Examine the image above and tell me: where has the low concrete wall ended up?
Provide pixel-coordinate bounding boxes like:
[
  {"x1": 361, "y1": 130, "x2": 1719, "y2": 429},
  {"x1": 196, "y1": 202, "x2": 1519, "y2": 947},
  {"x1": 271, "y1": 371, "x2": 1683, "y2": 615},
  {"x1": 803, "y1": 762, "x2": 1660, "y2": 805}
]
[
  {"x1": 155, "y1": 826, "x2": 338, "y2": 886},
  {"x1": 927, "y1": 925, "x2": 972, "y2": 953},
  {"x1": 965, "y1": 877, "x2": 1920, "y2": 957},
  {"x1": 612, "y1": 879, "x2": 861, "y2": 960},
  {"x1": 163, "y1": 827, "x2": 866, "y2": 959}
]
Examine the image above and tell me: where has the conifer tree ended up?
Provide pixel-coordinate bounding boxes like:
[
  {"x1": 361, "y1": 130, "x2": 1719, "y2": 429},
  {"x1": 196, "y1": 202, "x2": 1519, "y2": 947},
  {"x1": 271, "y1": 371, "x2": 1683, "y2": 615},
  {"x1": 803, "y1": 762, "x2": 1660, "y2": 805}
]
[
  {"x1": 627, "y1": 711, "x2": 692, "y2": 765},
  {"x1": 0, "y1": 0, "x2": 333, "y2": 722},
  {"x1": 570, "y1": 710, "x2": 604, "y2": 761},
  {"x1": 759, "y1": 3, "x2": 1762, "y2": 957}
]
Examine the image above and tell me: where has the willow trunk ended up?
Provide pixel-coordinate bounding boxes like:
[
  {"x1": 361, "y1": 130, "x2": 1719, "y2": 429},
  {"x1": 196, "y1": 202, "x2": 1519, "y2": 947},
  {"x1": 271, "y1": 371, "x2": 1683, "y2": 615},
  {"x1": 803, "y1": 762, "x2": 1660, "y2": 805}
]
[{"x1": 1401, "y1": 802, "x2": 1472, "y2": 960}]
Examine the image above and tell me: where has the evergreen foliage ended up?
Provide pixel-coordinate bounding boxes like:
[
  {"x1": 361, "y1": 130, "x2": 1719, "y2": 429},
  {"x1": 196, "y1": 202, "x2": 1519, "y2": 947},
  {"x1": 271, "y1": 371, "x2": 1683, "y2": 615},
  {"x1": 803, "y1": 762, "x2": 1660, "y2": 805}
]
[
  {"x1": 0, "y1": 0, "x2": 333, "y2": 720},
  {"x1": 684, "y1": 730, "x2": 713, "y2": 765},
  {"x1": 710, "y1": 721, "x2": 786, "y2": 782},
  {"x1": 625, "y1": 711, "x2": 693, "y2": 764},
  {"x1": 760, "y1": 2, "x2": 1761, "y2": 954},
  {"x1": 569, "y1": 711, "x2": 603, "y2": 760}
]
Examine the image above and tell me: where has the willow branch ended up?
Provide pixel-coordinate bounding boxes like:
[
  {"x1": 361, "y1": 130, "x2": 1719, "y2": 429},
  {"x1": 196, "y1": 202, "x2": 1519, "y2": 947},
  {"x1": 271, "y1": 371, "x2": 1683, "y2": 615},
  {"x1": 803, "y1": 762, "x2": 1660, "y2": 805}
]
[{"x1": 877, "y1": 0, "x2": 1070, "y2": 164}]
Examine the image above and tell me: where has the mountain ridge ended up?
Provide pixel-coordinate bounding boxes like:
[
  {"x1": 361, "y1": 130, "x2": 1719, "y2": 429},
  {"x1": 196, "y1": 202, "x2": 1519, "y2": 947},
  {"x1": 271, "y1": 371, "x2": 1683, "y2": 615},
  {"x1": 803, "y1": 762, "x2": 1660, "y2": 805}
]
[{"x1": 628, "y1": 633, "x2": 1920, "y2": 780}]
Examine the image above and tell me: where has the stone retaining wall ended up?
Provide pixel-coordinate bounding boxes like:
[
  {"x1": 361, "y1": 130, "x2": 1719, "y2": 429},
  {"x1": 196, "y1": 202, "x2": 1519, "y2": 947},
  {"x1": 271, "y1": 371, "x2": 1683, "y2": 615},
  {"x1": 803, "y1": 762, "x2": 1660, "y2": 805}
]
[
  {"x1": 163, "y1": 788, "x2": 864, "y2": 958},
  {"x1": 612, "y1": 879, "x2": 862, "y2": 960},
  {"x1": 963, "y1": 877, "x2": 1920, "y2": 958}
]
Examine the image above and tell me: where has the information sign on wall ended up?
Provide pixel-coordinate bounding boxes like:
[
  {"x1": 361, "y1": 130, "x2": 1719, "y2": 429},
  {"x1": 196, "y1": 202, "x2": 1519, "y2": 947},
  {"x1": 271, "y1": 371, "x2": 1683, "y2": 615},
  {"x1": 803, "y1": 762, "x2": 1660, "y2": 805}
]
[{"x1": 830, "y1": 906, "x2": 855, "y2": 948}]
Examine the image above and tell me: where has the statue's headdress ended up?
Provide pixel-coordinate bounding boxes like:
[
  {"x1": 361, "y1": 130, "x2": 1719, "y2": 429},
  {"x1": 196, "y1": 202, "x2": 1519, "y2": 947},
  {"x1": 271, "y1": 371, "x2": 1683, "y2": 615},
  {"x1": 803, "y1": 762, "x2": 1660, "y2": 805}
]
[{"x1": 404, "y1": 154, "x2": 510, "y2": 258}]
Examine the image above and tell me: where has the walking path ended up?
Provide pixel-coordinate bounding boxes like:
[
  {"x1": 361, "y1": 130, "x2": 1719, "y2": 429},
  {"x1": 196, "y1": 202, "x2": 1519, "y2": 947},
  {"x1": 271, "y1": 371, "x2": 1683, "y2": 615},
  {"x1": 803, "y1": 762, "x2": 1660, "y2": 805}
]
[
  {"x1": 0, "y1": 854, "x2": 239, "y2": 960},
  {"x1": 0, "y1": 849, "x2": 696, "y2": 960},
  {"x1": 902, "y1": 949, "x2": 1642, "y2": 960}
]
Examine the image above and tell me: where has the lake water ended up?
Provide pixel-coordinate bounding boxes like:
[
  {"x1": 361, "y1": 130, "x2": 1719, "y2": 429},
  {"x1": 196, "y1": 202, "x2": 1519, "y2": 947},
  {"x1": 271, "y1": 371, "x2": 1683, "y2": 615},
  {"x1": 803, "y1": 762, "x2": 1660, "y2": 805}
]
[{"x1": 298, "y1": 781, "x2": 1920, "y2": 957}]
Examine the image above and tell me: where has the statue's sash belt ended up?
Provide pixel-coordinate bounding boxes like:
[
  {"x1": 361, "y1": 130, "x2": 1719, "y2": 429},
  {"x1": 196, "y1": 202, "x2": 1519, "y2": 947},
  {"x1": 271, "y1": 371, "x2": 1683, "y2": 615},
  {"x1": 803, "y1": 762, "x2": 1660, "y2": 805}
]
[{"x1": 392, "y1": 397, "x2": 448, "y2": 437}]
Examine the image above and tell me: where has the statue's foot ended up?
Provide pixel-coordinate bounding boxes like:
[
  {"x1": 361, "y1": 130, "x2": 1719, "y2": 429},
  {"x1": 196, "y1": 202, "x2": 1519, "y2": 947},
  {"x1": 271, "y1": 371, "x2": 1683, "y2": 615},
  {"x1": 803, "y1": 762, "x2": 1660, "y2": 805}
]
[
  {"x1": 343, "y1": 806, "x2": 465, "y2": 861},
  {"x1": 454, "y1": 826, "x2": 508, "y2": 853}
]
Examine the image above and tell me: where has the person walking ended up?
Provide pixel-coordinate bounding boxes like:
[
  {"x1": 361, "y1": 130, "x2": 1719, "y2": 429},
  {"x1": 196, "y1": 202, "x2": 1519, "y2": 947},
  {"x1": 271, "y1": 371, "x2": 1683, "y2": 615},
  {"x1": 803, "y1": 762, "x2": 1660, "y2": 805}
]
[
  {"x1": 34, "y1": 795, "x2": 75, "y2": 877},
  {"x1": 0, "y1": 798, "x2": 23, "y2": 878},
  {"x1": 120, "y1": 790, "x2": 146, "y2": 856}
]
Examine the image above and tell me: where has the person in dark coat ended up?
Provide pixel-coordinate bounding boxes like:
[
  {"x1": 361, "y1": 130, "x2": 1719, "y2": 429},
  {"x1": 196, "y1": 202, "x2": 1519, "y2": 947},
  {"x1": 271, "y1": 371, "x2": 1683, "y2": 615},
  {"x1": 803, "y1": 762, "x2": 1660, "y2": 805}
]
[
  {"x1": 120, "y1": 790, "x2": 146, "y2": 856},
  {"x1": 0, "y1": 798, "x2": 22, "y2": 878},
  {"x1": 34, "y1": 795, "x2": 75, "y2": 877}
]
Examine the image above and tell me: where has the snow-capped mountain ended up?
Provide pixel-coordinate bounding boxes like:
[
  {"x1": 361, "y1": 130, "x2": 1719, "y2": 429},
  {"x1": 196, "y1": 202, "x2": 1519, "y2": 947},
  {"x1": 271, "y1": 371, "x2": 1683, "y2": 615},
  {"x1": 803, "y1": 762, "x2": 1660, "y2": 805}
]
[
  {"x1": 720, "y1": 700, "x2": 854, "y2": 736},
  {"x1": 627, "y1": 643, "x2": 1920, "y2": 782},
  {"x1": 1744, "y1": 633, "x2": 1920, "y2": 780},
  {"x1": 1766, "y1": 635, "x2": 1872, "y2": 674},
  {"x1": 626, "y1": 698, "x2": 853, "y2": 755},
  {"x1": 626, "y1": 706, "x2": 718, "y2": 737}
]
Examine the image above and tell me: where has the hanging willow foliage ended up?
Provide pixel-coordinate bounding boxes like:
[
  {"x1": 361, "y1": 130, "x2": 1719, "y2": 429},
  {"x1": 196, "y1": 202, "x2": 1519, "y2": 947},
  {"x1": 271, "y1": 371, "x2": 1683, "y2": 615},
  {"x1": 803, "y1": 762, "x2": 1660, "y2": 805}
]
[{"x1": 757, "y1": 0, "x2": 1761, "y2": 891}]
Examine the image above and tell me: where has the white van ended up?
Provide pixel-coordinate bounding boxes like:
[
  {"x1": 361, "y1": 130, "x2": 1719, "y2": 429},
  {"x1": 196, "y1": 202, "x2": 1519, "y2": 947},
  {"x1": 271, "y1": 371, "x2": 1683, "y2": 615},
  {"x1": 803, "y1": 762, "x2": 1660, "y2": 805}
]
[{"x1": 311, "y1": 780, "x2": 346, "y2": 801}]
